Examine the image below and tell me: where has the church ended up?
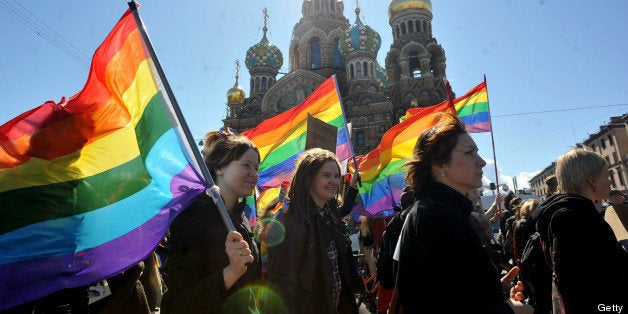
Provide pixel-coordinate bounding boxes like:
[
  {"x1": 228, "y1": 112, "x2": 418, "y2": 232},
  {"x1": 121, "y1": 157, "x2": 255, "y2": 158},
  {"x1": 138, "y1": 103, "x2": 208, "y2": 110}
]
[{"x1": 223, "y1": 0, "x2": 449, "y2": 155}]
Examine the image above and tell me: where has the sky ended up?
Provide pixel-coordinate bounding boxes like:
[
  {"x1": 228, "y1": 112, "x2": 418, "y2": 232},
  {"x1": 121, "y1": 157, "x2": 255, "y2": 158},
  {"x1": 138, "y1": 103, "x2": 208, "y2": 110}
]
[{"x1": 1, "y1": 0, "x2": 627, "y2": 192}]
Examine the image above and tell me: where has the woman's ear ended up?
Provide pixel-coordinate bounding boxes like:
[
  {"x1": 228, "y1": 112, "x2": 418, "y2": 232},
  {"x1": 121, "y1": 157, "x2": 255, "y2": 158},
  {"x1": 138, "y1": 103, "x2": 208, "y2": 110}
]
[{"x1": 216, "y1": 169, "x2": 223, "y2": 176}]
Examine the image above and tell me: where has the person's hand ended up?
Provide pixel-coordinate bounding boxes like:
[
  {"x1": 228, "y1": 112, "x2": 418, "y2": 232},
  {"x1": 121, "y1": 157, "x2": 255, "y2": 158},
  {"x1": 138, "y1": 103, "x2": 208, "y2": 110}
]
[
  {"x1": 494, "y1": 194, "x2": 503, "y2": 207},
  {"x1": 350, "y1": 172, "x2": 360, "y2": 187},
  {"x1": 500, "y1": 266, "x2": 524, "y2": 301},
  {"x1": 223, "y1": 230, "x2": 253, "y2": 289},
  {"x1": 501, "y1": 266, "x2": 534, "y2": 313},
  {"x1": 505, "y1": 298, "x2": 534, "y2": 314}
]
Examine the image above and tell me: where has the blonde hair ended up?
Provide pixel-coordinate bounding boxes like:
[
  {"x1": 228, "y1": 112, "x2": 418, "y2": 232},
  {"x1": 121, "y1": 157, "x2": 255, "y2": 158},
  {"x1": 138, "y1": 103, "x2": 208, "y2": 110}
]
[{"x1": 556, "y1": 149, "x2": 607, "y2": 195}]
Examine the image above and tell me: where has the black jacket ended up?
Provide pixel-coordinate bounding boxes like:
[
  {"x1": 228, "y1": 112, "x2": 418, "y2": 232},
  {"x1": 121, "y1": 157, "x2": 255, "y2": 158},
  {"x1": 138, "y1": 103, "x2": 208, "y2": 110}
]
[
  {"x1": 396, "y1": 182, "x2": 512, "y2": 313},
  {"x1": 533, "y1": 194, "x2": 628, "y2": 313},
  {"x1": 266, "y1": 187, "x2": 359, "y2": 314},
  {"x1": 160, "y1": 194, "x2": 261, "y2": 314}
]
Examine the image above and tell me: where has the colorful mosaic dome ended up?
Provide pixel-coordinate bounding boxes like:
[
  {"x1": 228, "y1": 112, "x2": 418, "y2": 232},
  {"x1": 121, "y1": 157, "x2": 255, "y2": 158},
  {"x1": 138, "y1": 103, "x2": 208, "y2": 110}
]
[
  {"x1": 388, "y1": 0, "x2": 432, "y2": 18},
  {"x1": 341, "y1": 7, "x2": 381, "y2": 55},
  {"x1": 245, "y1": 31, "x2": 283, "y2": 71}
]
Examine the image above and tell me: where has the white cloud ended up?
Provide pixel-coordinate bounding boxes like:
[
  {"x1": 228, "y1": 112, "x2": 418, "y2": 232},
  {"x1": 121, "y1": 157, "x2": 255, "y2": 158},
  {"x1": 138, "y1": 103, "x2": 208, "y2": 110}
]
[{"x1": 481, "y1": 158, "x2": 541, "y2": 193}]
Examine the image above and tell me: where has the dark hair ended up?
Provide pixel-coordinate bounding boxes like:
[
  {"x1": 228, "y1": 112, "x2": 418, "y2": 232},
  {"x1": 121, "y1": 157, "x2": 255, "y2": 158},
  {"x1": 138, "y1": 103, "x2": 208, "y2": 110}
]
[
  {"x1": 203, "y1": 129, "x2": 260, "y2": 181},
  {"x1": 404, "y1": 113, "x2": 467, "y2": 193},
  {"x1": 545, "y1": 175, "x2": 558, "y2": 194},
  {"x1": 503, "y1": 190, "x2": 515, "y2": 211},
  {"x1": 286, "y1": 148, "x2": 340, "y2": 217}
]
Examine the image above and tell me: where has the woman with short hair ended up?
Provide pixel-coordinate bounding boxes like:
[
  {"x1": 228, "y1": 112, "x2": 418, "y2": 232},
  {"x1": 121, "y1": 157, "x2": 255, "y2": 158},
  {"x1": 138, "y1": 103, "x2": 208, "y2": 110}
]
[{"x1": 395, "y1": 113, "x2": 532, "y2": 313}]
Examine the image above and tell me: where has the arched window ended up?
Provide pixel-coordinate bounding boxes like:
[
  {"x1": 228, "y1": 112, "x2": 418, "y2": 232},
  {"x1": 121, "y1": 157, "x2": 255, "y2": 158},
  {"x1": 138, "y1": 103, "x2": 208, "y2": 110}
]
[
  {"x1": 370, "y1": 63, "x2": 374, "y2": 77},
  {"x1": 409, "y1": 50, "x2": 421, "y2": 77},
  {"x1": 408, "y1": 20, "x2": 414, "y2": 33},
  {"x1": 357, "y1": 131, "x2": 365, "y2": 146},
  {"x1": 363, "y1": 61, "x2": 368, "y2": 77},
  {"x1": 333, "y1": 39, "x2": 343, "y2": 68},
  {"x1": 395, "y1": 25, "x2": 400, "y2": 38},
  {"x1": 310, "y1": 39, "x2": 321, "y2": 68},
  {"x1": 330, "y1": 0, "x2": 335, "y2": 11},
  {"x1": 350, "y1": 63, "x2": 355, "y2": 79},
  {"x1": 416, "y1": 20, "x2": 421, "y2": 32},
  {"x1": 250, "y1": 78, "x2": 254, "y2": 92},
  {"x1": 423, "y1": 21, "x2": 428, "y2": 33},
  {"x1": 255, "y1": 77, "x2": 260, "y2": 92},
  {"x1": 401, "y1": 22, "x2": 406, "y2": 36},
  {"x1": 261, "y1": 77, "x2": 267, "y2": 91}
]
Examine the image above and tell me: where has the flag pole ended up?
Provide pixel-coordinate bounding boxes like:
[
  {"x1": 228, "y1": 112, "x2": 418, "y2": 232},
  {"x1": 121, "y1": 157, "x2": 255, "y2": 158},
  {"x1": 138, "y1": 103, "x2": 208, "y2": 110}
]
[
  {"x1": 332, "y1": 75, "x2": 362, "y2": 186},
  {"x1": 128, "y1": 1, "x2": 235, "y2": 231},
  {"x1": 484, "y1": 75, "x2": 502, "y2": 210}
]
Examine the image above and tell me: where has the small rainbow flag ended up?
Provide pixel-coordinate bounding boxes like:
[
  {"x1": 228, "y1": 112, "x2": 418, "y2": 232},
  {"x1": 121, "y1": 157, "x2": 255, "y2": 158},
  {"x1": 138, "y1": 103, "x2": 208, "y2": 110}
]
[
  {"x1": 454, "y1": 80, "x2": 490, "y2": 133},
  {"x1": 0, "y1": 7, "x2": 207, "y2": 309},
  {"x1": 400, "y1": 80, "x2": 491, "y2": 133},
  {"x1": 242, "y1": 76, "x2": 351, "y2": 199},
  {"x1": 355, "y1": 102, "x2": 456, "y2": 216}
]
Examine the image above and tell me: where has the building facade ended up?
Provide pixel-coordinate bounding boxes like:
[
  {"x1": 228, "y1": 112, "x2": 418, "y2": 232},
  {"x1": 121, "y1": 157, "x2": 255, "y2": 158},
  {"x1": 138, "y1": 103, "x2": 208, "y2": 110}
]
[
  {"x1": 529, "y1": 114, "x2": 628, "y2": 197},
  {"x1": 223, "y1": 0, "x2": 448, "y2": 155}
]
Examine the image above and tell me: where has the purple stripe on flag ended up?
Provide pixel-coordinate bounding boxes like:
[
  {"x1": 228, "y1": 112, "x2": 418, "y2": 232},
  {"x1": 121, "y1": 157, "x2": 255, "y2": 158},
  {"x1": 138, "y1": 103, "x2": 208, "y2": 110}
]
[
  {"x1": 465, "y1": 121, "x2": 492, "y2": 133},
  {"x1": 364, "y1": 187, "x2": 405, "y2": 216},
  {"x1": 0, "y1": 165, "x2": 207, "y2": 310}
]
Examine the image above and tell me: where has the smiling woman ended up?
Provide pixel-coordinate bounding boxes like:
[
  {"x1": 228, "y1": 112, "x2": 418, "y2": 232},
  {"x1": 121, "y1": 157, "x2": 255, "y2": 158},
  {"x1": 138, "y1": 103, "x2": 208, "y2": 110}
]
[
  {"x1": 266, "y1": 148, "x2": 361, "y2": 314},
  {"x1": 160, "y1": 129, "x2": 262, "y2": 313}
]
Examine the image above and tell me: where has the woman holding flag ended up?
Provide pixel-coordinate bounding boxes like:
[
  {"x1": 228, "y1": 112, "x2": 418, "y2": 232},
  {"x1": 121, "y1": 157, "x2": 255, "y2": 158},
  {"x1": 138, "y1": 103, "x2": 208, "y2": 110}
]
[
  {"x1": 395, "y1": 113, "x2": 532, "y2": 313},
  {"x1": 161, "y1": 130, "x2": 261, "y2": 313}
]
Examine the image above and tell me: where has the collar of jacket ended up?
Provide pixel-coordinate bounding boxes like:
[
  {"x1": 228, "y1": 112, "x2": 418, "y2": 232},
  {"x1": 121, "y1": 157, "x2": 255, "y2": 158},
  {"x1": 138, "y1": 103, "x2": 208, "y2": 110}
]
[{"x1": 419, "y1": 181, "x2": 474, "y2": 217}]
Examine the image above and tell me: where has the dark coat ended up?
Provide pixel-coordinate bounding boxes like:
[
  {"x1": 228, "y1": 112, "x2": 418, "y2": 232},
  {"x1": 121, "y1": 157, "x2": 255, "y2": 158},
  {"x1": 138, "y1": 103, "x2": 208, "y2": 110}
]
[
  {"x1": 266, "y1": 187, "x2": 359, "y2": 314},
  {"x1": 534, "y1": 194, "x2": 628, "y2": 313},
  {"x1": 396, "y1": 182, "x2": 513, "y2": 313},
  {"x1": 160, "y1": 194, "x2": 261, "y2": 314}
]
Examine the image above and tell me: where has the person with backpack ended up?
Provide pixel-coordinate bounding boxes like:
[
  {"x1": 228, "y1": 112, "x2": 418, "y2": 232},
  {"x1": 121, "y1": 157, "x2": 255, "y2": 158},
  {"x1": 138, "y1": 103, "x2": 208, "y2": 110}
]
[
  {"x1": 532, "y1": 149, "x2": 628, "y2": 313},
  {"x1": 376, "y1": 186, "x2": 414, "y2": 314},
  {"x1": 394, "y1": 114, "x2": 532, "y2": 313}
]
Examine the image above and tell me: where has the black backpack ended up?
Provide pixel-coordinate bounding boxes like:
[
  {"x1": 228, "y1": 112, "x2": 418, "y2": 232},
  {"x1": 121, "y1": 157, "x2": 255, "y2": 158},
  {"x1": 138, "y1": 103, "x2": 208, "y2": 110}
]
[
  {"x1": 376, "y1": 208, "x2": 409, "y2": 290},
  {"x1": 519, "y1": 231, "x2": 552, "y2": 312}
]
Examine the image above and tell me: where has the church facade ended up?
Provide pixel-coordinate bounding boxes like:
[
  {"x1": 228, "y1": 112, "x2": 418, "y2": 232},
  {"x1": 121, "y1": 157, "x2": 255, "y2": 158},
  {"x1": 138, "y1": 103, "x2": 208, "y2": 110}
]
[{"x1": 224, "y1": 0, "x2": 448, "y2": 155}]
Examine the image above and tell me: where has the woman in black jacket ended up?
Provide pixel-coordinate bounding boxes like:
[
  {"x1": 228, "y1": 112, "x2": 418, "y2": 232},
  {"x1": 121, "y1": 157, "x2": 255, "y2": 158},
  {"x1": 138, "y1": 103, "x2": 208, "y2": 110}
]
[
  {"x1": 161, "y1": 130, "x2": 261, "y2": 313},
  {"x1": 266, "y1": 148, "x2": 359, "y2": 314},
  {"x1": 533, "y1": 149, "x2": 628, "y2": 313},
  {"x1": 395, "y1": 113, "x2": 532, "y2": 313}
]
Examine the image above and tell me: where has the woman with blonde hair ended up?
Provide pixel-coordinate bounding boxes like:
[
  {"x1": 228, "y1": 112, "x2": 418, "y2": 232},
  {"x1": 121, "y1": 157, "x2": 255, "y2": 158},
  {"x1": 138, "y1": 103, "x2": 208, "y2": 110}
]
[{"x1": 533, "y1": 148, "x2": 628, "y2": 312}]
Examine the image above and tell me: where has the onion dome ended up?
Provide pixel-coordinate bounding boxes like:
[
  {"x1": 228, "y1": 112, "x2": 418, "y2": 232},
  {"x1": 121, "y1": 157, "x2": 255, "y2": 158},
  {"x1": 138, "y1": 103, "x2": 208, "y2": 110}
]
[
  {"x1": 245, "y1": 13, "x2": 283, "y2": 72},
  {"x1": 388, "y1": 0, "x2": 432, "y2": 18},
  {"x1": 227, "y1": 61, "x2": 246, "y2": 103},
  {"x1": 341, "y1": 7, "x2": 381, "y2": 55}
]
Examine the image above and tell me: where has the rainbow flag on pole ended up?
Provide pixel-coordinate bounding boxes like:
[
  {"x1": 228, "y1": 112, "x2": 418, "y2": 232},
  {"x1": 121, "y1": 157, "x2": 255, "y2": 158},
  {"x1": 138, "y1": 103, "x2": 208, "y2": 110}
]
[
  {"x1": 454, "y1": 81, "x2": 490, "y2": 133},
  {"x1": 0, "y1": 7, "x2": 207, "y2": 309},
  {"x1": 242, "y1": 76, "x2": 351, "y2": 208},
  {"x1": 400, "y1": 80, "x2": 491, "y2": 133},
  {"x1": 355, "y1": 102, "x2": 456, "y2": 216}
]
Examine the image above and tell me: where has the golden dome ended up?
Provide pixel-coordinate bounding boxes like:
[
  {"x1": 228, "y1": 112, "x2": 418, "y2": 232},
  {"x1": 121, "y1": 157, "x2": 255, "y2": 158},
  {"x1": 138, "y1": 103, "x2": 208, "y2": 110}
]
[
  {"x1": 388, "y1": 0, "x2": 432, "y2": 18},
  {"x1": 227, "y1": 84, "x2": 246, "y2": 104}
]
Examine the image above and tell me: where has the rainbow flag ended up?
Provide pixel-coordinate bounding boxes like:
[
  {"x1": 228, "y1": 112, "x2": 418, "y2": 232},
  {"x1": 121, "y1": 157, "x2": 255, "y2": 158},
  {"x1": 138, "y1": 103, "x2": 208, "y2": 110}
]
[
  {"x1": 454, "y1": 81, "x2": 490, "y2": 133},
  {"x1": 242, "y1": 76, "x2": 351, "y2": 193},
  {"x1": 0, "y1": 8, "x2": 207, "y2": 309},
  {"x1": 355, "y1": 102, "x2": 456, "y2": 216},
  {"x1": 400, "y1": 80, "x2": 491, "y2": 133}
]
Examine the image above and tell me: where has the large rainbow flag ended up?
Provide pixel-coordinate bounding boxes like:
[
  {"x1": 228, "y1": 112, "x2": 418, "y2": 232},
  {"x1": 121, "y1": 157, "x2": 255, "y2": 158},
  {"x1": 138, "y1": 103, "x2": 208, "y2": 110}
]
[
  {"x1": 400, "y1": 80, "x2": 491, "y2": 133},
  {"x1": 0, "y1": 7, "x2": 207, "y2": 309},
  {"x1": 355, "y1": 102, "x2": 456, "y2": 216},
  {"x1": 242, "y1": 76, "x2": 352, "y2": 211}
]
